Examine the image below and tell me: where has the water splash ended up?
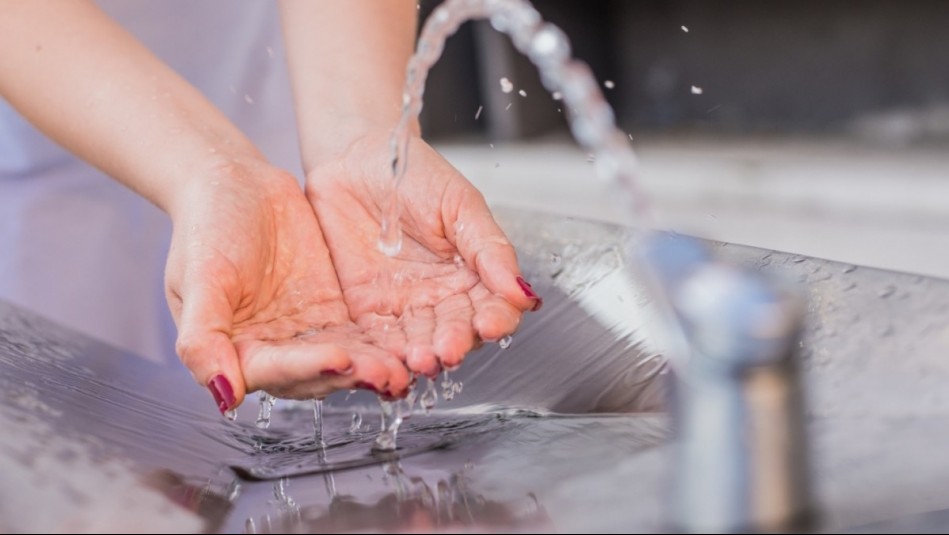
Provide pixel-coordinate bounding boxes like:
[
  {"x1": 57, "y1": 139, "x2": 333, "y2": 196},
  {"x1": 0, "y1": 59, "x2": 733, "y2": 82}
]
[
  {"x1": 350, "y1": 412, "x2": 364, "y2": 434},
  {"x1": 499, "y1": 335, "x2": 513, "y2": 349},
  {"x1": 440, "y1": 370, "x2": 464, "y2": 401},
  {"x1": 373, "y1": 400, "x2": 403, "y2": 451},
  {"x1": 256, "y1": 392, "x2": 276, "y2": 429},
  {"x1": 378, "y1": 0, "x2": 649, "y2": 256}
]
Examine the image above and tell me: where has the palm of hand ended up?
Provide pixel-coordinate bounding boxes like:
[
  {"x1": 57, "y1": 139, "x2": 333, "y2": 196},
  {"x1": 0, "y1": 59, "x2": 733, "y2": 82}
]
[
  {"x1": 307, "y1": 134, "x2": 538, "y2": 377},
  {"x1": 165, "y1": 164, "x2": 411, "y2": 407}
]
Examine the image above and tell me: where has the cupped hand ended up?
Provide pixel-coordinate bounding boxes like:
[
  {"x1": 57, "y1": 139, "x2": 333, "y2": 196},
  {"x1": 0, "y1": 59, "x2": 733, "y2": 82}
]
[
  {"x1": 306, "y1": 131, "x2": 542, "y2": 378},
  {"x1": 163, "y1": 160, "x2": 413, "y2": 414}
]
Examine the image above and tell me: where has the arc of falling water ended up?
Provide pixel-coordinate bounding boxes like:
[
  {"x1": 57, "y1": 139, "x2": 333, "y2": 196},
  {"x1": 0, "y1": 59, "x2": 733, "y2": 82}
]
[
  {"x1": 379, "y1": 0, "x2": 653, "y2": 256},
  {"x1": 373, "y1": 0, "x2": 658, "y2": 451}
]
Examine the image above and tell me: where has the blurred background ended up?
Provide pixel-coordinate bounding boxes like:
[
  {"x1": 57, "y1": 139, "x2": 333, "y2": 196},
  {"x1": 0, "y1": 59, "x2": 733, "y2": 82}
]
[{"x1": 416, "y1": 0, "x2": 949, "y2": 279}]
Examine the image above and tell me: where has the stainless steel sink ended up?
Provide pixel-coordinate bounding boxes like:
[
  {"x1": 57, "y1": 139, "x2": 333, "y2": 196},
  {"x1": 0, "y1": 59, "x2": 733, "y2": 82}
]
[{"x1": 2, "y1": 208, "x2": 948, "y2": 532}]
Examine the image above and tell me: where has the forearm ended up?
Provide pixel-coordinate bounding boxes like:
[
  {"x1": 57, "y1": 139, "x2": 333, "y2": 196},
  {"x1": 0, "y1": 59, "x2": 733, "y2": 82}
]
[
  {"x1": 0, "y1": 1, "x2": 261, "y2": 217},
  {"x1": 278, "y1": 0, "x2": 419, "y2": 171}
]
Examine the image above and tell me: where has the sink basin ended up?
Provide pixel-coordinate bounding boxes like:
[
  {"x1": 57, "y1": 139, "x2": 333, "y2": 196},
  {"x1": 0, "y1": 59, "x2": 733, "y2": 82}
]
[{"x1": 2, "y1": 208, "x2": 949, "y2": 532}]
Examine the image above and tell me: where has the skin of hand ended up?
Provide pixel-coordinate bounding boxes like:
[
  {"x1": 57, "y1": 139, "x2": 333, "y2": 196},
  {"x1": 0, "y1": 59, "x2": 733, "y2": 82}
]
[
  {"x1": 306, "y1": 130, "x2": 542, "y2": 378},
  {"x1": 0, "y1": 0, "x2": 413, "y2": 413},
  {"x1": 280, "y1": 0, "x2": 543, "y2": 379},
  {"x1": 165, "y1": 158, "x2": 414, "y2": 411}
]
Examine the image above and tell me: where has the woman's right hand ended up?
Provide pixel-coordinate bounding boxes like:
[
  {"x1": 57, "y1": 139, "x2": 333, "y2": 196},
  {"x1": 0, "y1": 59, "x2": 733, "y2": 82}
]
[{"x1": 164, "y1": 158, "x2": 413, "y2": 414}]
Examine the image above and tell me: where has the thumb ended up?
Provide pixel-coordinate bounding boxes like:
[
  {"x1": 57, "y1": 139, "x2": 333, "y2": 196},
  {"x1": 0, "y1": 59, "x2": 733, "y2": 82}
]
[
  {"x1": 450, "y1": 188, "x2": 542, "y2": 313},
  {"x1": 171, "y1": 278, "x2": 246, "y2": 415}
]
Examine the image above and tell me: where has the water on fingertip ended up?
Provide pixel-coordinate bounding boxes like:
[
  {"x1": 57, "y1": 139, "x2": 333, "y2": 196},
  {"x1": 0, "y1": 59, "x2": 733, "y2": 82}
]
[{"x1": 499, "y1": 335, "x2": 513, "y2": 349}]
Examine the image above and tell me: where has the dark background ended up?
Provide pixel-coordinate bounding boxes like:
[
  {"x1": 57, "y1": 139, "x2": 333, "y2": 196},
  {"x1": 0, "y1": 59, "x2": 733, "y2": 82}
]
[{"x1": 417, "y1": 0, "x2": 949, "y2": 143}]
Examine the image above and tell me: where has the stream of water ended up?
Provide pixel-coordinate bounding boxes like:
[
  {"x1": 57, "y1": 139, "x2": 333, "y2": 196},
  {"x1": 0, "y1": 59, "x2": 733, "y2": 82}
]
[{"x1": 368, "y1": 0, "x2": 654, "y2": 450}]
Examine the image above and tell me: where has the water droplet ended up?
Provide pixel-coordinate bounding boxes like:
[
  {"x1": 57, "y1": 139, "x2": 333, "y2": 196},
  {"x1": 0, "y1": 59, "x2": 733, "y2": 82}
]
[
  {"x1": 628, "y1": 133, "x2": 634, "y2": 141},
  {"x1": 475, "y1": 105, "x2": 483, "y2": 119},
  {"x1": 842, "y1": 265, "x2": 857, "y2": 274},
  {"x1": 421, "y1": 378, "x2": 438, "y2": 413},
  {"x1": 244, "y1": 94, "x2": 254, "y2": 104},
  {"x1": 792, "y1": 256, "x2": 806, "y2": 263},
  {"x1": 499, "y1": 77, "x2": 514, "y2": 93},
  {"x1": 552, "y1": 91, "x2": 563, "y2": 100},
  {"x1": 681, "y1": 25, "x2": 689, "y2": 33},
  {"x1": 505, "y1": 102, "x2": 512, "y2": 110},
  {"x1": 518, "y1": 89, "x2": 527, "y2": 97},
  {"x1": 224, "y1": 408, "x2": 237, "y2": 421},
  {"x1": 878, "y1": 285, "x2": 896, "y2": 299},
  {"x1": 266, "y1": 46, "x2": 274, "y2": 58},
  {"x1": 453, "y1": 253, "x2": 465, "y2": 269},
  {"x1": 256, "y1": 392, "x2": 276, "y2": 429},
  {"x1": 604, "y1": 80, "x2": 615, "y2": 89},
  {"x1": 441, "y1": 371, "x2": 453, "y2": 399},
  {"x1": 690, "y1": 85, "x2": 704, "y2": 95},
  {"x1": 349, "y1": 412, "x2": 363, "y2": 433},
  {"x1": 499, "y1": 335, "x2": 513, "y2": 349},
  {"x1": 549, "y1": 252, "x2": 563, "y2": 272}
]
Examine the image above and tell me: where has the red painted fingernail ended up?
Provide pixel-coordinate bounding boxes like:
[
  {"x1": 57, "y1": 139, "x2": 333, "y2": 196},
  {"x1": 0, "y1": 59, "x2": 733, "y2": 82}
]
[
  {"x1": 517, "y1": 276, "x2": 543, "y2": 311},
  {"x1": 207, "y1": 375, "x2": 236, "y2": 414},
  {"x1": 321, "y1": 366, "x2": 353, "y2": 377},
  {"x1": 356, "y1": 381, "x2": 379, "y2": 393}
]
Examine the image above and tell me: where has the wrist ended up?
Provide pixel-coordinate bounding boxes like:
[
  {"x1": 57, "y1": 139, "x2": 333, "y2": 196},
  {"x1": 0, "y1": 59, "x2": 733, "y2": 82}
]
[
  {"x1": 164, "y1": 150, "x2": 278, "y2": 224},
  {"x1": 300, "y1": 111, "x2": 421, "y2": 174}
]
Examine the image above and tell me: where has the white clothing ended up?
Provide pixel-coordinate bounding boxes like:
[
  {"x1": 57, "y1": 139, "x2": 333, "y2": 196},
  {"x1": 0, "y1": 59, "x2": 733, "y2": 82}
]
[{"x1": 0, "y1": 1, "x2": 302, "y2": 363}]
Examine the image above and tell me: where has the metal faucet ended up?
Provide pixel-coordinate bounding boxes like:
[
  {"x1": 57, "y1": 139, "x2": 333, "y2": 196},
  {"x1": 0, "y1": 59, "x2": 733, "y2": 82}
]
[{"x1": 635, "y1": 233, "x2": 814, "y2": 533}]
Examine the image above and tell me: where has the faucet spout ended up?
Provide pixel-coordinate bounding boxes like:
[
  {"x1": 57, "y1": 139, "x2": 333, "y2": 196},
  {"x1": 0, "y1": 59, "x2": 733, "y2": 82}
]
[{"x1": 635, "y1": 233, "x2": 814, "y2": 533}]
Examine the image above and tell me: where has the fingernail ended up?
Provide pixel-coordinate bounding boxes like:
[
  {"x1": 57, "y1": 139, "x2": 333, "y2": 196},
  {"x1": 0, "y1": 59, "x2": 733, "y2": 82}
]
[
  {"x1": 516, "y1": 276, "x2": 543, "y2": 311},
  {"x1": 207, "y1": 375, "x2": 236, "y2": 414},
  {"x1": 532, "y1": 296, "x2": 544, "y2": 311},
  {"x1": 321, "y1": 366, "x2": 354, "y2": 377},
  {"x1": 355, "y1": 381, "x2": 379, "y2": 393}
]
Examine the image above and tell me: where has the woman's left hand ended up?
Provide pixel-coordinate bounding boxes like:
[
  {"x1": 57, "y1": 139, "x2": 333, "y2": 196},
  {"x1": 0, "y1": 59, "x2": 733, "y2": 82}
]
[{"x1": 306, "y1": 131, "x2": 542, "y2": 378}]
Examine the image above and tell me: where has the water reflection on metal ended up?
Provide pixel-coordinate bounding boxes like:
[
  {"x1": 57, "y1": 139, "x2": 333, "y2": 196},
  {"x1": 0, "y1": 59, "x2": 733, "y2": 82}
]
[
  {"x1": 241, "y1": 461, "x2": 551, "y2": 534},
  {"x1": 4, "y1": 210, "x2": 949, "y2": 532}
]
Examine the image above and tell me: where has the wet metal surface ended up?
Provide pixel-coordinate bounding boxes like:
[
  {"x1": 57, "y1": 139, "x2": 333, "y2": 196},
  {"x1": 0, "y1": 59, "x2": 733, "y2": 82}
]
[{"x1": 2, "y1": 209, "x2": 949, "y2": 532}]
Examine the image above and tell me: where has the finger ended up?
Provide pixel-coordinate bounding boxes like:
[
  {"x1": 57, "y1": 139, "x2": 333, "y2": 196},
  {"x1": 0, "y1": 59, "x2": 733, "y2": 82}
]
[
  {"x1": 449, "y1": 187, "x2": 542, "y2": 312},
  {"x1": 172, "y1": 280, "x2": 245, "y2": 414},
  {"x1": 401, "y1": 306, "x2": 439, "y2": 377},
  {"x1": 376, "y1": 350, "x2": 413, "y2": 398},
  {"x1": 238, "y1": 339, "x2": 352, "y2": 395},
  {"x1": 469, "y1": 284, "x2": 522, "y2": 342},
  {"x1": 432, "y1": 293, "x2": 476, "y2": 369}
]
